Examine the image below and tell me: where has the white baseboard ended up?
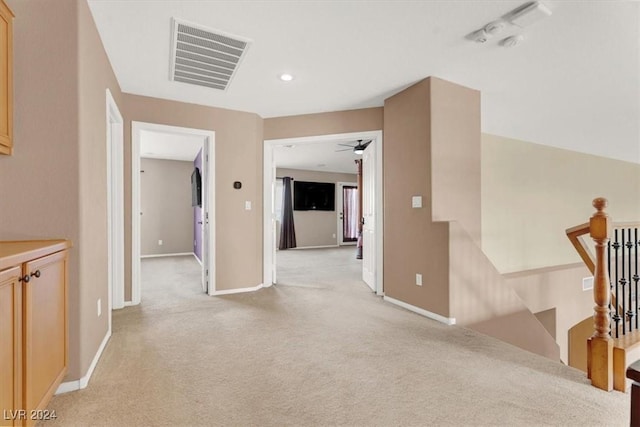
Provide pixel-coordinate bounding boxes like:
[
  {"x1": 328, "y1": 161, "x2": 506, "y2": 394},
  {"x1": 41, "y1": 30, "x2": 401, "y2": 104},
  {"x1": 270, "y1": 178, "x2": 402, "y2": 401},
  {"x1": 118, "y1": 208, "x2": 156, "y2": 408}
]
[
  {"x1": 140, "y1": 252, "x2": 193, "y2": 259},
  {"x1": 56, "y1": 330, "x2": 111, "y2": 394},
  {"x1": 292, "y1": 245, "x2": 340, "y2": 250},
  {"x1": 211, "y1": 283, "x2": 263, "y2": 296},
  {"x1": 193, "y1": 252, "x2": 203, "y2": 266},
  {"x1": 383, "y1": 295, "x2": 456, "y2": 325},
  {"x1": 124, "y1": 301, "x2": 136, "y2": 307}
]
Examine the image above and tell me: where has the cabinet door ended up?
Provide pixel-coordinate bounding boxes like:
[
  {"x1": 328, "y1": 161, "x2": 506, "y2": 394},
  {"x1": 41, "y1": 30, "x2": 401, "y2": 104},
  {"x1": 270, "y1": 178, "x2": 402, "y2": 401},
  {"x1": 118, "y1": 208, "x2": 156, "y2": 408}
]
[
  {"x1": 0, "y1": 0, "x2": 12, "y2": 155},
  {"x1": 23, "y1": 250, "x2": 67, "y2": 424},
  {"x1": 0, "y1": 266, "x2": 22, "y2": 426}
]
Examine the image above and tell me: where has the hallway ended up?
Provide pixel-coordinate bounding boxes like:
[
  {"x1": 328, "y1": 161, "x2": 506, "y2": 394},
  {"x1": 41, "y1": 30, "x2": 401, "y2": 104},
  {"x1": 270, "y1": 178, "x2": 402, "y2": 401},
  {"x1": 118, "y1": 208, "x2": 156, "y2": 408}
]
[{"x1": 44, "y1": 248, "x2": 629, "y2": 426}]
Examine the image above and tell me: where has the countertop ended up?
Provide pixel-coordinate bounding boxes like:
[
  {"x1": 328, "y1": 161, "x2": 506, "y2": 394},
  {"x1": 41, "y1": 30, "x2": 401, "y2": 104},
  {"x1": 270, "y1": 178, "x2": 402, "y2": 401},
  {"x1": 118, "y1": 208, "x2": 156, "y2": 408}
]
[{"x1": 0, "y1": 240, "x2": 71, "y2": 270}]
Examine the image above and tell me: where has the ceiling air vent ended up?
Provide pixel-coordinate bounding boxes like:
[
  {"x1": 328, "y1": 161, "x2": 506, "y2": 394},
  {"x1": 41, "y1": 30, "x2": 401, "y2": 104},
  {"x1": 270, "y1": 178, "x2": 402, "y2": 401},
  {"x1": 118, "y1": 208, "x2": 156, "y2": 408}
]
[{"x1": 170, "y1": 19, "x2": 251, "y2": 91}]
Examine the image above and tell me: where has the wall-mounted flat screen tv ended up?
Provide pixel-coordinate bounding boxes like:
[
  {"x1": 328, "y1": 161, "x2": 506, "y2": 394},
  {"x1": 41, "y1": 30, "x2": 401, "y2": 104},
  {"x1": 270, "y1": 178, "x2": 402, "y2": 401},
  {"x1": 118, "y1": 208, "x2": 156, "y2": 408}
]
[{"x1": 294, "y1": 181, "x2": 335, "y2": 211}]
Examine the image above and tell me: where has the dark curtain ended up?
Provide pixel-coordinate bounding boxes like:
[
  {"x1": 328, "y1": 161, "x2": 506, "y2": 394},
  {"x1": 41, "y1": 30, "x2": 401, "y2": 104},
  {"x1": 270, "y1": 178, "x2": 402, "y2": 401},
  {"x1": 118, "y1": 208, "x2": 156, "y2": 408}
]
[{"x1": 279, "y1": 177, "x2": 297, "y2": 250}]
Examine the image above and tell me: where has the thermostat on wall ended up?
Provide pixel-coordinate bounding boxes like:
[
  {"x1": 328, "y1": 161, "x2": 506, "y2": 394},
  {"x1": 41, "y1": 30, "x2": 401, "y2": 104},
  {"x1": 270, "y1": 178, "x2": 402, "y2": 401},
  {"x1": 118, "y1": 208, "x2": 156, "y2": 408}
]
[{"x1": 233, "y1": 181, "x2": 242, "y2": 189}]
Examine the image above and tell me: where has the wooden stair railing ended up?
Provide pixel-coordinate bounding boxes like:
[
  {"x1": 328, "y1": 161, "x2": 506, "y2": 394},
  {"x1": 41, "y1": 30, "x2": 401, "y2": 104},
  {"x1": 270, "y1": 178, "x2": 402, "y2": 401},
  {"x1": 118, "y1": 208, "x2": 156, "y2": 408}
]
[{"x1": 566, "y1": 198, "x2": 640, "y2": 391}]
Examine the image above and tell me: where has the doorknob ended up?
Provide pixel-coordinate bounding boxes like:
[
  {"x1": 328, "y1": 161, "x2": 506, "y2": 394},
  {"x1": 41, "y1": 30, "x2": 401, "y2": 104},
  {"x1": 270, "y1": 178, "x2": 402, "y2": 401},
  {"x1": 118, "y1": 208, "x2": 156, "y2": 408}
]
[{"x1": 197, "y1": 221, "x2": 203, "y2": 224}]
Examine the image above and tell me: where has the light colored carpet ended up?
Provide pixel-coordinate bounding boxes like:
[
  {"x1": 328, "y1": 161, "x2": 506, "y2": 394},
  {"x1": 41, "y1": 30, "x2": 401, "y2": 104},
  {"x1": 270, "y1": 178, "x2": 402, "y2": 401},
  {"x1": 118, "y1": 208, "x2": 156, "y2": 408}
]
[{"x1": 43, "y1": 248, "x2": 629, "y2": 426}]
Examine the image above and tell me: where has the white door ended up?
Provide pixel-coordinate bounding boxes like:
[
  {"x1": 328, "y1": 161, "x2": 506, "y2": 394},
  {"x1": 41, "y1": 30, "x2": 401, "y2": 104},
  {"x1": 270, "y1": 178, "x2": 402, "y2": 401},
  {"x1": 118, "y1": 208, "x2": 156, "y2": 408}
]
[
  {"x1": 337, "y1": 182, "x2": 358, "y2": 245},
  {"x1": 362, "y1": 144, "x2": 375, "y2": 291},
  {"x1": 201, "y1": 141, "x2": 210, "y2": 293}
]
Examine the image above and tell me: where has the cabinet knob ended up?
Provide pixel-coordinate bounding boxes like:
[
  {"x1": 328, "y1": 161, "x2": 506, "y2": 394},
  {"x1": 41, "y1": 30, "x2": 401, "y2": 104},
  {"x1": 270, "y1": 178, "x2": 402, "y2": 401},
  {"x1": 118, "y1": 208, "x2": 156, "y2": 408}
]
[
  {"x1": 31, "y1": 270, "x2": 41, "y2": 278},
  {"x1": 19, "y1": 274, "x2": 30, "y2": 283}
]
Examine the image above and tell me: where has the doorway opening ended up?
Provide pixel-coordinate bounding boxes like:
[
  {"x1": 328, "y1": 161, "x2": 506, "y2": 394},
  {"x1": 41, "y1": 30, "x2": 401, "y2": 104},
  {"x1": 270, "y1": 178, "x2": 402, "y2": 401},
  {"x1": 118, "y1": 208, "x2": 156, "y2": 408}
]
[
  {"x1": 263, "y1": 130, "x2": 383, "y2": 296},
  {"x1": 131, "y1": 122, "x2": 215, "y2": 305}
]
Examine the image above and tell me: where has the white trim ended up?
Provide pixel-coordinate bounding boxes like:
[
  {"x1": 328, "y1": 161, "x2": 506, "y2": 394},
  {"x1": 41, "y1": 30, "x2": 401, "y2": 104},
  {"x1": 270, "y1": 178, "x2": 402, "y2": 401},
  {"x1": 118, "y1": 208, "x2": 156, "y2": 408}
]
[
  {"x1": 264, "y1": 130, "x2": 384, "y2": 295},
  {"x1": 106, "y1": 89, "x2": 125, "y2": 323},
  {"x1": 124, "y1": 301, "x2": 135, "y2": 307},
  {"x1": 210, "y1": 283, "x2": 263, "y2": 296},
  {"x1": 55, "y1": 330, "x2": 111, "y2": 394},
  {"x1": 193, "y1": 252, "x2": 203, "y2": 266},
  {"x1": 293, "y1": 245, "x2": 340, "y2": 250},
  {"x1": 383, "y1": 296, "x2": 457, "y2": 325},
  {"x1": 132, "y1": 121, "x2": 216, "y2": 303},
  {"x1": 140, "y1": 252, "x2": 194, "y2": 259}
]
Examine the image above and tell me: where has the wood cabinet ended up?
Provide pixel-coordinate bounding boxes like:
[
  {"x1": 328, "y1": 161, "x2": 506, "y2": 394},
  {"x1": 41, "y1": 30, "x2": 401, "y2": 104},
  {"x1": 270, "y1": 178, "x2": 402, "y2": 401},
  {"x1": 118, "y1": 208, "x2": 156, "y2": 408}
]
[
  {"x1": 0, "y1": 266, "x2": 22, "y2": 427},
  {"x1": 0, "y1": 240, "x2": 70, "y2": 427},
  {"x1": 0, "y1": 0, "x2": 12, "y2": 155}
]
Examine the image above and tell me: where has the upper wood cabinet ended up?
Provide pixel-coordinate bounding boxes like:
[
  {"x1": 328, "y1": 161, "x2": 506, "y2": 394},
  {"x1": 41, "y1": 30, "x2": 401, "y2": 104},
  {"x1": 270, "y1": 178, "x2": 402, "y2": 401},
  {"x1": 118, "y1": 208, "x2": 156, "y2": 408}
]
[{"x1": 0, "y1": 0, "x2": 13, "y2": 155}]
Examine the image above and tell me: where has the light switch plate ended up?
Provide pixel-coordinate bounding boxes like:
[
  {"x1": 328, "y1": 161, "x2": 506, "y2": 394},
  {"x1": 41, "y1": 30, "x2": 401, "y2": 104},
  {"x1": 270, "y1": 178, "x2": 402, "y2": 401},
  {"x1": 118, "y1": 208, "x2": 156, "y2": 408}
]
[
  {"x1": 412, "y1": 196, "x2": 422, "y2": 208},
  {"x1": 245, "y1": 201, "x2": 252, "y2": 210}
]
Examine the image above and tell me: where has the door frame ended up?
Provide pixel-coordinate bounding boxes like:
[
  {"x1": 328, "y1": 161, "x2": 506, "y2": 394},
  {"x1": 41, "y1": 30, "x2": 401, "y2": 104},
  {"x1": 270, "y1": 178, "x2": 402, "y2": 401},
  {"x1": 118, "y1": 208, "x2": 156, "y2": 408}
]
[
  {"x1": 131, "y1": 121, "x2": 216, "y2": 303},
  {"x1": 263, "y1": 130, "x2": 383, "y2": 295},
  {"x1": 337, "y1": 181, "x2": 358, "y2": 246},
  {"x1": 106, "y1": 89, "x2": 124, "y2": 333}
]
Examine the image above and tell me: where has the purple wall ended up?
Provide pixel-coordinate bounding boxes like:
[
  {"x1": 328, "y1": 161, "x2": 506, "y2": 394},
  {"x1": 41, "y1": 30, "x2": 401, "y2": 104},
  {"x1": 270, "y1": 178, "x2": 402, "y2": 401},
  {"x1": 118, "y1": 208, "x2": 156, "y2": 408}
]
[{"x1": 194, "y1": 148, "x2": 203, "y2": 262}]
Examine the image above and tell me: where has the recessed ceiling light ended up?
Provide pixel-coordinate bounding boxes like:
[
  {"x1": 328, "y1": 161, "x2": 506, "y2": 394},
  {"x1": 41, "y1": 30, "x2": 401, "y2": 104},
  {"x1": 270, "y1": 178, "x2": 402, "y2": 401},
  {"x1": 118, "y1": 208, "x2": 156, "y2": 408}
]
[{"x1": 279, "y1": 73, "x2": 294, "y2": 82}]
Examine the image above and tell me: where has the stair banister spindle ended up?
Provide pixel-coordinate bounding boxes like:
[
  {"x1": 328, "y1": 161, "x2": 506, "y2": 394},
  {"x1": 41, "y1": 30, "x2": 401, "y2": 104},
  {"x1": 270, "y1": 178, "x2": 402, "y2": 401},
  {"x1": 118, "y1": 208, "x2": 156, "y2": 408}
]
[
  {"x1": 627, "y1": 229, "x2": 635, "y2": 331},
  {"x1": 589, "y1": 197, "x2": 614, "y2": 391},
  {"x1": 613, "y1": 229, "x2": 621, "y2": 338},
  {"x1": 633, "y1": 227, "x2": 640, "y2": 329},
  {"x1": 622, "y1": 230, "x2": 627, "y2": 335}
]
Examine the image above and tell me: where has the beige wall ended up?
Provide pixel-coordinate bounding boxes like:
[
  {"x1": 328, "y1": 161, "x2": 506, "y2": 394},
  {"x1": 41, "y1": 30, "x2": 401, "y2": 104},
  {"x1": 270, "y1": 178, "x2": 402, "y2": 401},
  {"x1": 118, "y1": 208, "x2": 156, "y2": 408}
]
[
  {"x1": 505, "y1": 263, "x2": 592, "y2": 363},
  {"x1": 482, "y1": 134, "x2": 640, "y2": 273},
  {"x1": 264, "y1": 108, "x2": 383, "y2": 140},
  {"x1": 431, "y1": 79, "x2": 481, "y2": 244},
  {"x1": 141, "y1": 159, "x2": 194, "y2": 256},
  {"x1": 383, "y1": 77, "x2": 559, "y2": 359},
  {"x1": 276, "y1": 168, "x2": 357, "y2": 248},
  {"x1": 0, "y1": 0, "x2": 123, "y2": 380},
  {"x1": 122, "y1": 95, "x2": 263, "y2": 296},
  {"x1": 383, "y1": 79, "x2": 451, "y2": 315},
  {"x1": 77, "y1": 0, "x2": 124, "y2": 379}
]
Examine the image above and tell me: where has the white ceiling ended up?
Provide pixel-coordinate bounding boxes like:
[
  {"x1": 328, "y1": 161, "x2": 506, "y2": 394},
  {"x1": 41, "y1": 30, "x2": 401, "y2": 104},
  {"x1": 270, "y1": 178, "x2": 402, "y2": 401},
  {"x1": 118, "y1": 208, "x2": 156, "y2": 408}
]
[
  {"x1": 274, "y1": 139, "x2": 363, "y2": 174},
  {"x1": 140, "y1": 130, "x2": 203, "y2": 161},
  {"x1": 89, "y1": 1, "x2": 640, "y2": 165}
]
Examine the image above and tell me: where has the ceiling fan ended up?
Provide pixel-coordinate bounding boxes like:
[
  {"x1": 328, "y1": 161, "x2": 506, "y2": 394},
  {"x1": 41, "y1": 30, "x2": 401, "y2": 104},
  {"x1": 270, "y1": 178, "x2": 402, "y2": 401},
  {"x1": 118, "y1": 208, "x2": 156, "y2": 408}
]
[{"x1": 335, "y1": 139, "x2": 372, "y2": 155}]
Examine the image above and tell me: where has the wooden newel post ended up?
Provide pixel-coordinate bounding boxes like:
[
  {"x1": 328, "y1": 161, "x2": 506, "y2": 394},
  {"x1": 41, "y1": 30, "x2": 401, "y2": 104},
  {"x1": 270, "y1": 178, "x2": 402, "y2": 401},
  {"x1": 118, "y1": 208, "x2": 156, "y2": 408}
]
[{"x1": 589, "y1": 197, "x2": 613, "y2": 391}]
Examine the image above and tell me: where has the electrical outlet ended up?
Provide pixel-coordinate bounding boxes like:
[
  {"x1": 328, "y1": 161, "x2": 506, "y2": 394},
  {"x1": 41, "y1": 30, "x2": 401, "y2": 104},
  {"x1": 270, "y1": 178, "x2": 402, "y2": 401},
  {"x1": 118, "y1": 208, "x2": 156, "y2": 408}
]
[
  {"x1": 97, "y1": 299, "x2": 102, "y2": 317},
  {"x1": 158, "y1": 239, "x2": 163, "y2": 246},
  {"x1": 332, "y1": 233, "x2": 336, "y2": 238},
  {"x1": 412, "y1": 196, "x2": 422, "y2": 208},
  {"x1": 245, "y1": 201, "x2": 252, "y2": 210},
  {"x1": 583, "y1": 276, "x2": 594, "y2": 291},
  {"x1": 416, "y1": 273, "x2": 423, "y2": 286}
]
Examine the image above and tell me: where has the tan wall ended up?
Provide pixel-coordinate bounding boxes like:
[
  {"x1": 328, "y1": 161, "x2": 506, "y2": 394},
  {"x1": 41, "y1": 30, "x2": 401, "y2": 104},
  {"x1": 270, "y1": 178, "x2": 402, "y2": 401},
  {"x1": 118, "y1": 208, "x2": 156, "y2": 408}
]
[
  {"x1": 383, "y1": 79, "x2": 451, "y2": 316},
  {"x1": 448, "y1": 221, "x2": 560, "y2": 359},
  {"x1": 140, "y1": 159, "x2": 194, "y2": 256},
  {"x1": 505, "y1": 263, "x2": 593, "y2": 364},
  {"x1": 264, "y1": 108, "x2": 383, "y2": 140},
  {"x1": 1, "y1": 0, "x2": 81, "y2": 379},
  {"x1": 122, "y1": 95, "x2": 263, "y2": 296},
  {"x1": 382, "y1": 78, "x2": 483, "y2": 318},
  {"x1": 77, "y1": 0, "x2": 123, "y2": 379},
  {"x1": 276, "y1": 168, "x2": 357, "y2": 248},
  {"x1": 482, "y1": 134, "x2": 640, "y2": 273},
  {"x1": 431, "y1": 78, "x2": 482, "y2": 244},
  {"x1": 0, "y1": 0, "x2": 123, "y2": 381}
]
